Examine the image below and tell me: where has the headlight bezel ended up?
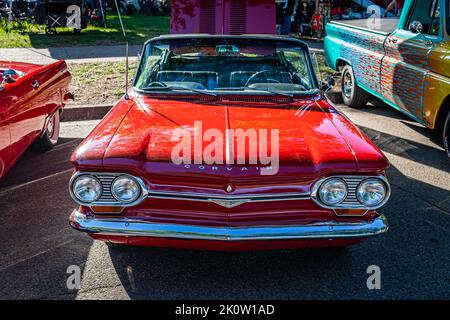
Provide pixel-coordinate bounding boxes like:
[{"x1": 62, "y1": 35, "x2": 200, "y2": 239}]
[
  {"x1": 312, "y1": 175, "x2": 390, "y2": 210},
  {"x1": 111, "y1": 175, "x2": 142, "y2": 203},
  {"x1": 71, "y1": 174, "x2": 103, "y2": 204},
  {"x1": 69, "y1": 172, "x2": 148, "y2": 207}
]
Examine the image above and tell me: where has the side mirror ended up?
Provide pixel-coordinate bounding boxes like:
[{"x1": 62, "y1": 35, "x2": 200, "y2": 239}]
[
  {"x1": 321, "y1": 75, "x2": 336, "y2": 92},
  {"x1": 409, "y1": 21, "x2": 423, "y2": 34},
  {"x1": 408, "y1": 21, "x2": 433, "y2": 46}
]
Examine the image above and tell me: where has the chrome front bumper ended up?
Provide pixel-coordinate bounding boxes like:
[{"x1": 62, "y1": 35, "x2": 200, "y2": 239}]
[{"x1": 70, "y1": 210, "x2": 388, "y2": 241}]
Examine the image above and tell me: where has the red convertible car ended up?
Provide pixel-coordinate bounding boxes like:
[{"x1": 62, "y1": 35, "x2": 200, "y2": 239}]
[
  {"x1": 0, "y1": 60, "x2": 72, "y2": 179},
  {"x1": 69, "y1": 35, "x2": 391, "y2": 251}
]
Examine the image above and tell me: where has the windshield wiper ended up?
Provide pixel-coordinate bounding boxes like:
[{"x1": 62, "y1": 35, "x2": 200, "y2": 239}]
[
  {"x1": 223, "y1": 86, "x2": 295, "y2": 98},
  {"x1": 259, "y1": 87, "x2": 294, "y2": 98},
  {"x1": 142, "y1": 82, "x2": 217, "y2": 97}
]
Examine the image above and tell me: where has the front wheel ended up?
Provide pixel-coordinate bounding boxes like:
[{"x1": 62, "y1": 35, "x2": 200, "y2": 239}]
[
  {"x1": 35, "y1": 110, "x2": 60, "y2": 151},
  {"x1": 444, "y1": 111, "x2": 450, "y2": 161},
  {"x1": 341, "y1": 65, "x2": 371, "y2": 108}
]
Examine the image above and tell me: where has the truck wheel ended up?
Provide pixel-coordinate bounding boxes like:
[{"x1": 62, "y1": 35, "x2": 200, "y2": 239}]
[
  {"x1": 444, "y1": 111, "x2": 450, "y2": 161},
  {"x1": 341, "y1": 65, "x2": 370, "y2": 108},
  {"x1": 35, "y1": 110, "x2": 60, "y2": 151}
]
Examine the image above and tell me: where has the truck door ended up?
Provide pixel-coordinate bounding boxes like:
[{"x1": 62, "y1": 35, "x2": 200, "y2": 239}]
[{"x1": 381, "y1": 0, "x2": 441, "y2": 123}]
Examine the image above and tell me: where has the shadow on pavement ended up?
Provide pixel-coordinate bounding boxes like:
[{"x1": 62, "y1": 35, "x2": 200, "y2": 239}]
[
  {"x1": 359, "y1": 125, "x2": 447, "y2": 172},
  {"x1": 104, "y1": 161, "x2": 450, "y2": 299},
  {"x1": 0, "y1": 137, "x2": 92, "y2": 300}
]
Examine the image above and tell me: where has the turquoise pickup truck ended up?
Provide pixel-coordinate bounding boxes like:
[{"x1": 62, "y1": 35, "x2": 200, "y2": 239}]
[{"x1": 325, "y1": 0, "x2": 450, "y2": 160}]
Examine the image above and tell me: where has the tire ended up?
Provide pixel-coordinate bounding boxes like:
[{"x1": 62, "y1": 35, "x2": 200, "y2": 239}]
[
  {"x1": 35, "y1": 110, "x2": 60, "y2": 151},
  {"x1": 341, "y1": 65, "x2": 371, "y2": 108},
  {"x1": 73, "y1": 28, "x2": 81, "y2": 35},
  {"x1": 444, "y1": 111, "x2": 450, "y2": 161}
]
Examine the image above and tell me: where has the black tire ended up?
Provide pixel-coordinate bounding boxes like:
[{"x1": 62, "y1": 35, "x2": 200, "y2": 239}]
[
  {"x1": 73, "y1": 28, "x2": 81, "y2": 34},
  {"x1": 341, "y1": 65, "x2": 371, "y2": 108},
  {"x1": 444, "y1": 111, "x2": 450, "y2": 161},
  {"x1": 35, "y1": 110, "x2": 60, "y2": 151}
]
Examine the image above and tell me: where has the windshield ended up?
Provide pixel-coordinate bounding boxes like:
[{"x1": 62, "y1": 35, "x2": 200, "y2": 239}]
[{"x1": 134, "y1": 37, "x2": 318, "y2": 95}]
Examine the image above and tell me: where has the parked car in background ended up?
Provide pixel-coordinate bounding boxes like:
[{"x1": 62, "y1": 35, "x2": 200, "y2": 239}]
[
  {"x1": 0, "y1": 60, "x2": 72, "y2": 179},
  {"x1": 69, "y1": 35, "x2": 391, "y2": 251},
  {"x1": 325, "y1": 0, "x2": 450, "y2": 160}
]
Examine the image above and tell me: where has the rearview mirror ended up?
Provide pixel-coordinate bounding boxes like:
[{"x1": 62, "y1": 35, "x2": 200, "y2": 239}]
[
  {"x1": 408, "y1": 21, "x2": 433, "y2": 46},
  {"x1": 321, "y1": 75, "x2": 336, "y2": 92}
]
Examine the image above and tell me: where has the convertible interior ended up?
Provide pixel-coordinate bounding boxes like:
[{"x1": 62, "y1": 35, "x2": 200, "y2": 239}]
[{"x1": 142, "y1": 52, "x2": 311, "y2": 91}]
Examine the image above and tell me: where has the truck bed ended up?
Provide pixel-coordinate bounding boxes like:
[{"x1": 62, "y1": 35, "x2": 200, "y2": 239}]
[{"x1": 330, "y1": 18, "x2": 399, "y2": 35}]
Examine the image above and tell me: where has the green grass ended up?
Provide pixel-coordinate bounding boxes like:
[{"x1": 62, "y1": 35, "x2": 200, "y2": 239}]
[
  {"x1": 0, "y1": 13, "x2": 169, "y2": 48},
  {"x1": 314, "y1": 53, "x2": 336, "y2": 80},
  {"x1": 68, "y1": 61, "x2": 138, "y2": 105}
]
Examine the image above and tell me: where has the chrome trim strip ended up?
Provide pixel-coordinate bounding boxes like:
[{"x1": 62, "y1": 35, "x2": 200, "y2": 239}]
[
  {"x1": 311, "y1": 175, "x2": 391, "y2": 210},
  {"x1": 70, "y1": 209, "x2": 389, "y2": 241},
  {"x1": 146, "y1": 190, "x2": 310, "y2": 202},
  {"x1": 69, "y1": 171, "x2": 310, "y2": 207}
]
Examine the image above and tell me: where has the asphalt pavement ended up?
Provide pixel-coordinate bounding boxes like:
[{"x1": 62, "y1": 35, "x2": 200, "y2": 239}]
[{"x1": 0, "y1": 100, "x2": 449, "y2": 300}]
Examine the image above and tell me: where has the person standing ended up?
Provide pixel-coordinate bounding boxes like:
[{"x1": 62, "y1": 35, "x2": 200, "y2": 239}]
[
  {"x1": 384, "y1": 0, "x2": 404, "y2": 17},
  {"x1": 281, "y1": 0, "x2": 296, "y2": 35}
]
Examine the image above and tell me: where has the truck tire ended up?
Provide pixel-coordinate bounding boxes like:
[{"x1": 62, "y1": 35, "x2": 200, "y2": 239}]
[
  {"x1": 444, "y1": 111, "x2": 450, "y2": 161},
  {"x1": 341, "y1": 65, "x2": 371, "y2": 108},
  {"x1": 35, "y1": 110, "x2": 60, "y2": 151}
]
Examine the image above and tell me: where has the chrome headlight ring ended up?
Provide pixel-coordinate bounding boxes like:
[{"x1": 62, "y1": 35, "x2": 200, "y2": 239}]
[{"x1": 111, "y1": 175, "x2": 142, "y2": 203}]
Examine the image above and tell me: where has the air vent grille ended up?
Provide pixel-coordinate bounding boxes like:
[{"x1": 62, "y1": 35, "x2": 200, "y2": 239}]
[
  {"x1": 229, "y1": 0, "x2": 247, "y2": 35},
  {"x1": 200, "y1": 0, "x2": 216, "y2": 34}
]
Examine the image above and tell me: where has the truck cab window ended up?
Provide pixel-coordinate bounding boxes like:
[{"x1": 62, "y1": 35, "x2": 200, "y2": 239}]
[{"x1": 428, "y1": 0, "x2": 441, "y2": 35}]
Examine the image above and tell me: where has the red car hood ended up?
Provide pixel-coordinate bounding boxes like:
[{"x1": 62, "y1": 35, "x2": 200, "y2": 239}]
[{"x1": 72, "y1": 94, "x2": 388, "y2": 191}]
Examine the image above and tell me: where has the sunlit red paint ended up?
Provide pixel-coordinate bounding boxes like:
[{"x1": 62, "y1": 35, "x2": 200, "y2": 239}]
[
  {"x1": 71, "y1": 90, "x2": 389, "y2": 250},
  {"x1": 0, "y1": 60, "x2": 71, "y2": 178}
]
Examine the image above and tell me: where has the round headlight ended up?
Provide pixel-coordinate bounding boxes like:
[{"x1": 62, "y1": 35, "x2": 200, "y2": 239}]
[
  {"x1": 72, "y1": 175, "x2": 102, "y2": 203},
  {"x1": 357, "y1": 179, "x2": 387, "y2": 207},
  {"x1": 319, "y1": 178, "x2": 347, "y2": 205},
  {"x1": 111, "y1": 176, "x2": 141, "y2": 203}
]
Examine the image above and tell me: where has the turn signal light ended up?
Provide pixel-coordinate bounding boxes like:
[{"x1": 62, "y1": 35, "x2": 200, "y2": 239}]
[
  {"x1": 91, "y1": 206, "x2": 124, "y2": 214},
  {"x1": 334, "y1": 209, "x2": 367, "y2": 216}
]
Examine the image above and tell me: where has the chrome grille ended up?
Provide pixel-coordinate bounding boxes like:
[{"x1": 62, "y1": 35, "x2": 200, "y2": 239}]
[
  {"x1": 93, "y1": 173, "x2": 120, "y2": 203},
  {"x1": 341, "y1": 176, "x2": 365, "y2": 206}
]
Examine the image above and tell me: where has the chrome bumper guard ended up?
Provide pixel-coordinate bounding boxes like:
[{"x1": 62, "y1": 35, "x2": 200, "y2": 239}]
[{"x1": 70, "y1": 210, "x2": 388, "y2": 241}]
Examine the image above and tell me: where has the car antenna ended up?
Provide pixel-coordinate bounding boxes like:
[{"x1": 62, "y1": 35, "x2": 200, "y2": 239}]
[{"x1": 114, "y1": 0, "x2": 129, "y2": 100}]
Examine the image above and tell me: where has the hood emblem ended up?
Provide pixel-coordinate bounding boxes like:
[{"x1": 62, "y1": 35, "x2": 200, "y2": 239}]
[
  {"x1": 225, "y1": 184, "x2": 235, "y2": 193},
  {"x1": 210, "y1": 199, "x2": 250, "y2": 208}
]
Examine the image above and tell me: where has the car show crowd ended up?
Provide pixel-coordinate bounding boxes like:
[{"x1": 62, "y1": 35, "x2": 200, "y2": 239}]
[{"x1": 277, "y1": 0, "x2": 405, "y2": 38}]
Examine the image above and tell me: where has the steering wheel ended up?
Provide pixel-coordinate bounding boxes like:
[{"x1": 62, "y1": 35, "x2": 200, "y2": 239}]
[{"x1": 245, "y1": 70, "x2": 291, "y2": 87}]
